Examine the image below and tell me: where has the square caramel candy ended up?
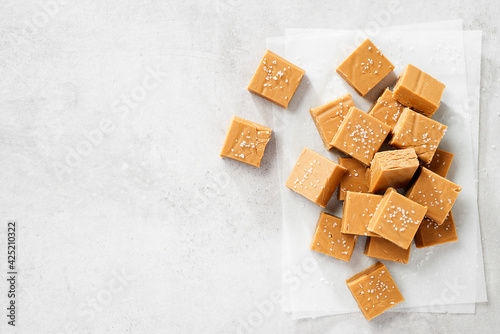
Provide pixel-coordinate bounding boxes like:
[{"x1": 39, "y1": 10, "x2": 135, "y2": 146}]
[
  {"x1": 393, "y1": 64, "x2": 446, "y2": 117},
  {"x1": 341, "y1": 192, "x2": 383, "y2": 237},
  {"x1": 338, "y1": 157, "x2": 369, "y2": 201},
  {"x1": 310, "y1": 212, "x2": 358, "y2": 262},
  {"x1": 423, "y1": 148, "x2": 454, "y2": 177},
  {"x1": 368, "y1": 88, "x2": 405, "y2": 133},
  {"x1": 330, "y1": 107, "x2": 391, "y2": 166},
  {"x1": 389, "y1": 108, "x2": 447, "y2": 165},
  {"x1": 336, "y1": 39, "x2": 395, "y2": 97},
  {"x1": 286, "y1": 148, "x2": 347, "y2": 207},
  {"x1": 414, "y1": 211, "x2": 458, "y2": 248},
  {"x1": 346, "y1": 262, "x2": 404, "y2": 321},
  {"x1": 247, "y1": 50, "x2": 305, "y2": 109},
  {"x1": 367, "y1": 148, "x2": 419, "y2": 193},
  {"x1": 220, "y1": 116, "x2": 271, "y2": 168},
  {"x1": 364, "y1": 237, "x2": 411, "y2": 264},
  {"x1": 367, "y1": 188, "x2": 427, "y2": 249},
  {"x1": 310, "y1": 93, "x2": 355, "y2": 150},
  {"x1": 406, "y1": 167, "x2": 461, "y2": 225}
]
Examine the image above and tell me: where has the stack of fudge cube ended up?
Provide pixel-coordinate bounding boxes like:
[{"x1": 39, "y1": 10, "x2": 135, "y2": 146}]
[{"x1": 220, "y1": 39, "x2": 462, "y2": 321}]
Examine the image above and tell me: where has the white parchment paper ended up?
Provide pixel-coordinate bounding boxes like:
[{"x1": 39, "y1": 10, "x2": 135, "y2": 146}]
[{"x1": 269, "y1": 21, "x2": 486, "y2": 318}]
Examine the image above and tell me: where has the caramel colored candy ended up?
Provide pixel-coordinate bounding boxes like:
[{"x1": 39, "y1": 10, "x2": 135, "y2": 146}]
[
  {"x1": 368, "y1": 88, "x2": 405, "y2": 132},
  {"x1": 286, "y1": 148, "x2": 347, "y2": 207},
  {"x1": 310, "y1": 212, "x2": 358, "y2": 262},
  {"x1": 393, "y1": 64, "x2": 446, "y2": 117},
  {"x1": 423, "y1": 148, "x2": 454, "y2": 177},
  {"x1": 368, "y1": 148, "x2": 419, "y2": 193},
  {"x1": 247, "y1": 50, "x2": 305, "y2": 109},
  {"x1": 364, "y1": 237, "x2": 411, "y2": 264},
  {"x1": 341, "y1": 192, "x2": 383, "y2": 237},
  {"x1": 368, "y1": 188, "x2": 427, "y2": 249},
  {"x1": 220, "y1": 116, "x2": 272, "y2": 168},
  {"x1": 330, "y1": 107, "x2": 391, "y2": 166},
  {"x1": 406, "y1": 167, "x2": 461, "y2": 225},
  {"x1": 414, "y1": 211, "x2": 458, "y2": 248},
  {"x1": 338, "y1": 157, "x2": 369, "y2": 201},
  {"x1": 346, "y1": 262, "x2": 405, "y2": 321},
  {"x1": 310, "y1": 94, "x2": 355, "y2": 150},
  {"x1": 389, "y1": 108, "x2": 447, "y2": 165},
  {"x1": 336, "y1": 39, "x2": 395, "y2": 97}
]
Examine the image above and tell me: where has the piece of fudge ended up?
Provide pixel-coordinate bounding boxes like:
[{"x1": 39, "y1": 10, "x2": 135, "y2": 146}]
[
  {"x1": 336, "y1": 39, "x2": 395, "y2": 97},
  {"x1": 423, "y1": 148, "x2": 454, "y2": 177},
  {"x1": 220, "y1": 116, "x2": 272, "y2": 167},
  {"x1": 330, "y1": 107, "x2": 391, "y2": 166},
  {"x1": 406, "y1": 167, "x2": 461, "y2": 225},
  {"x1": 414, "y1": 211, "x2": 458, "y2": 248},
  {"x1": 367, "y1": 148, "x2": 419, "y2": 193},
  {"x1": 364, "y1": 237, "x2": 411, "y2": 264},
  {"x1": 341, "y1": 192, "x2": 383, "y2": 237},
  {"x1": 389, "y1": 108, "x2": 447, "y2": 165},
  {"x1": 310, "y1": 93, "x2": 355, "y2": 150},
  {"x1": 338, "y1": 157, "x2": 369, "y2": 200},
  {"x1": 346, "y1": 262, "x2": 405, "y2": 321},
  {"x1": 310, "y1": 212, "x2": 358, "y2": 262},
  {"x1": 393, "y1": 64, "x2": 446, "y2": 117},
  {"x1": 247, "y1": 50, "x2": 305, "y2": 109},
  {"x1": 368, "y1": 88, "x2": 405, "y2": 133},
  {"x1": 367, "y1": 188, "x2": 427, "y2": 249},
  {"x1": 285, "y1": 148, "x2": 347, "y2": 207}
]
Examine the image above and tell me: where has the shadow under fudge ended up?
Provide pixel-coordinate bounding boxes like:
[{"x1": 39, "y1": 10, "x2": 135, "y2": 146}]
[
  {"x1": 429, "y1": 101, "x2": 461, "y2": 181},
  {"x1": 287, "y1": 74, "x2": 314, "y2": 113},
  {"x1": 362, "y1": 71, "x2": 398, "y2": 103}
]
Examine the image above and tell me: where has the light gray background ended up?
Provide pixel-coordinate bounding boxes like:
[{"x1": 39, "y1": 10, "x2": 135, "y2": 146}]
[{"x1": 0, "y1": 1, "x2": 498, "y2": 333}]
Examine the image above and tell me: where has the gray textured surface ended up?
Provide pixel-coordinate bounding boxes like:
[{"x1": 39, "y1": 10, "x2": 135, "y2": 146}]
[{"x1": 0, "y1": 1, "x2": 498, "y2": 333}]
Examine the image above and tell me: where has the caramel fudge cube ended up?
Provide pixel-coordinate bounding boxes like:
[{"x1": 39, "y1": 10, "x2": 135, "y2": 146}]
[
  {"x1": 247, "y1": 50, "x2": 305, "y2": 109},
  {"x1": 338, "y1": 157, "x2": 369, "y2": 200},
  {"x1": 310, "y1": 94, "x2": 355, "y2": 150},
  {"x1": 389, "y1": 108, "x2": 447, "y2": 165},
  {"x1": 286, "y1": 148, "x2": 347, "y2": 207},
  {"x1": 368, "y1": 88, "x2": 405, "y2": 132},
  {"x1": 310, "y1": 212, "x2": 358, "y2": 262},
  {"x1": 336, "y1": 39, "x2": 395, "y2": 97},
  {"x1": 346, "y1": 262, "x2": 405, "y2": 321},
  {"x1": 364, "y1": 237, "x2": 411, "y2": 264},
  {"x1": 341, "y1": 192, "x2": 383, "y2": 237},
  {"x1": 414, "y1": 211, "x2": 458, "y2": 248},
  {"x1": 367, "y1": 188, "x2": 427, "y2": 249},
  {"x1": 220, "y1": 116, "x2": 272, "y2": 168},
  {"x1": 393, "y1": 64, "x2": 446, "y2": 117},
  {"x1": 330, "y1": 107, "x2": 391, "y2": 166},
  {"x1": 368, "y1": 148, "x2": 419, "y2": 193},
  {"x1": 423, "y1": 148, "x2": 454, "y2": 177},
  {"x1": 406, "y1": 167, "x2": 461, "y2": 225}
]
